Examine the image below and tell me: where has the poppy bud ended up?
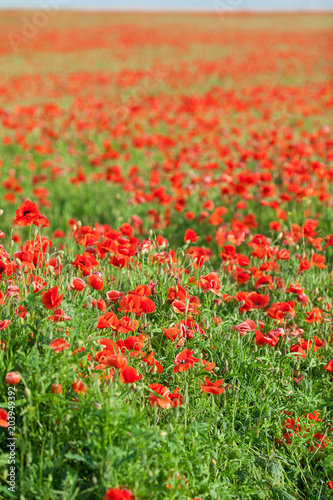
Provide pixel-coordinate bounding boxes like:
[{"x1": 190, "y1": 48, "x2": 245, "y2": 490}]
[
  {"x1": 15, "y1": 258, "x2": 21, "y2": 266},
  {"x1": 24, "y1": 387, "x2": 31, "y2": 398},
  {"x1": 5, "y1": 372, "x2": 21, "y2": 385},
  {"x1": 0, "y1": 210, "x2": 3, "y2": 216}
]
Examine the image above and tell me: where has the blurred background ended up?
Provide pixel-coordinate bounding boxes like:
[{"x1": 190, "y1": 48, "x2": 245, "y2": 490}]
[{"x1": 1, "y1": 0, "x2": 333, "y2": 10}]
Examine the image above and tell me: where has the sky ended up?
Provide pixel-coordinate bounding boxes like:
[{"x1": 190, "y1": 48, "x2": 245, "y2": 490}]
[{"x1": 1, "y1": 0, "x2": 333, "y2": 9}]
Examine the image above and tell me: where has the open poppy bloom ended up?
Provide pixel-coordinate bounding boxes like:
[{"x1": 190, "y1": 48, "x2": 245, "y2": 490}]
[
  {"x1": 232, "y1": 319, "x2": 256, "y2": 336},
  {"x1": 184, "y1": 229, "x2": 199, "y2": 243},
  {"x1": 173, "y1": 349, "x2": 200, "y2": 373},
  {"x1": 305, "y1": 307, "x2": 322, "y2": 323},
  {"x1": 201, "y1": 378, "x2": 225, "y2": 395},
  {"x1": 49, "y1": 338, "x2": 70, "y2": 353},
  {"x1": 14, "y1": 200, "x2": 49, "y2": 227},
  {"x1": 97, "y1": 312, "x2": 119, "y2": 330},
  {"x1": 42, "y1": 286, "x2": 63, "y2": 310},
  {"x1": 148, "y1": 383, "x2": 173, "y2": 409},
  {"x1": 119, "y1": 366, "x2": 142, "y2": 384},
  {"x1": 199, "y1": 272, "x2": 221, "y2": 296},
  {"x1": 72, "y1": 379, "x2": 87, "y2": 395},
  {"x1": 105, "y1": 354, "x2": 128, "y2": 370},
  {"x1": 323, "y1": 359, "x2": 333, "y2": 373}
]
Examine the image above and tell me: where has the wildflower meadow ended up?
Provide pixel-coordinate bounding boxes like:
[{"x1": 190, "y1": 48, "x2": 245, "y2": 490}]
[{"x1": 0, "y1": 10, "x2": 332, "y2": 500}]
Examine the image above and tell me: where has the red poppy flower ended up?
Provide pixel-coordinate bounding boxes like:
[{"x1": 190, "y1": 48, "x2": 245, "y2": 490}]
[
  {"x1": 305, "y1": 307, "x2": 322, "y2": 323},
  {"x1": 173, "y1": 349, "x2": 200, "y2": 373},
  {"x1": 71, "y1": 277, "x2": 86, "y2": 291},
  {"x1": 248, "y1": 292, "x2": 269, "y2": 309},
  {"x1": 49, "y1": 338, "x2": 70, "y2": 353},
  {"x1": 148, "y1": 383, "x2": 172, "y2": 409},
  {"x1": 184, "y1": 229, "x2": 199, "y2": 243},
  {"x1": 201, "y1": 378, "x2": 225, "y2": 395},
  {"x1": 52, "y1": 384, "x2": 62, "y2": 394},
  {"x1": 324, "y1": 359, "x2": 333, "y2": 373},
  {"x1": 199, "y1": 272, "x2": 221, "y2": 296},
  {"x1": 5, "y1": 372, "x2": 21, "y2": 385},
  {"x1": 72, "y1": 379, "x2": 87, "y2": 395},
  {"x1": 107, "y1": 290, "x2": 125, "y2": 302},
  {"x1": 104, "y1": 488, "x2": 133, "y2": 500},
  {"x1": 0, "y1": 320, "x2": 10, "y2": 330},
  {"x1": 88, "y1": 275, "x2": 104, "y2": 290},
  {"x1": 105, "y1": 355, "x2": 128, "y2": 370},
  {"x1": 0, "y1": 409, "x2": 9, "y2": 427},
  {"x1": 290, "y1": 344, "x2": 307, "y2": 358},
  {"x1": 119, "y1": 367, "x2": 142, "y2": 384},
  {"x1": 14, "y1": 200, "x2": 49, "y2": 227},
  {"x1": 42, "y1": 286, "x2": 63, "y2": 310},
  {"x1": 232, "y1": 319, "x2": 257, "y2": 336},
  {"x1": 97, "y1": 312, "x2": 119, "y2": 330}
]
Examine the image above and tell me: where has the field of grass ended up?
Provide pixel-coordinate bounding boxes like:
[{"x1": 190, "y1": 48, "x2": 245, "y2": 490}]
[{"x1": 0, "y1": 9, "x2": 333, "y2": 500}]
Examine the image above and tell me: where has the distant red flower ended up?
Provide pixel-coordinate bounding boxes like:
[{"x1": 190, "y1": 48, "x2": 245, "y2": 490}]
[{"x1": 52, "y1": 384, "x2": 62, "y2": 394}]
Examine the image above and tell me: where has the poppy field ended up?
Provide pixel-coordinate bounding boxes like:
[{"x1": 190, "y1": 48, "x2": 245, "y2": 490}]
[{"x1": 0, "y1": 10, "x2": 333, "y2": 500}]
